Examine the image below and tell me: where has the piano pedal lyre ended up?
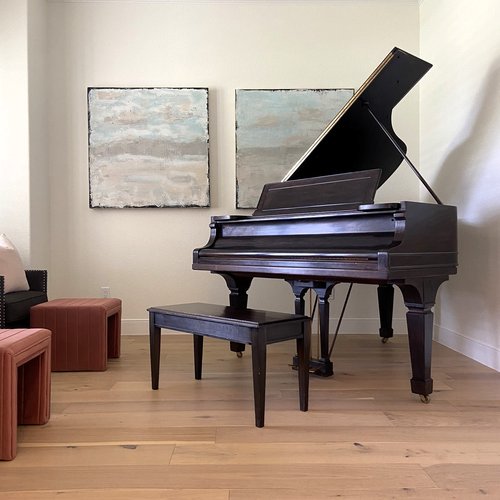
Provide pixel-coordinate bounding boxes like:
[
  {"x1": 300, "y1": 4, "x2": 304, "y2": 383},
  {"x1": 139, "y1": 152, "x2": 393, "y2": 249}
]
[{"x1": 290, "y1": 356, "x2": 334, "y2": 377}]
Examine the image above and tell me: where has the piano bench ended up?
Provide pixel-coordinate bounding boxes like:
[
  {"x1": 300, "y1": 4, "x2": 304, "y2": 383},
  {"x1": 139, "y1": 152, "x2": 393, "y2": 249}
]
[{"x1": 148, "y1": 303, "x2": 311, "y2": 428}]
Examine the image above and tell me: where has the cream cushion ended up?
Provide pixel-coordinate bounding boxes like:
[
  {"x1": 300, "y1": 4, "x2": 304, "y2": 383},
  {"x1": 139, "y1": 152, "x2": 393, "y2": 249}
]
[{"x1": 0, "y1": 234, "x2": 29, "y2": 293}]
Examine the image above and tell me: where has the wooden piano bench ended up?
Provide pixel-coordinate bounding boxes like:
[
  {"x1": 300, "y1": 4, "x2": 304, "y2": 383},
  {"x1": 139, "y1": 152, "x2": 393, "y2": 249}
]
[
  {"x1": 148, "y1": 303, "x2": 311, "y2": 428},
  {"x1": 0, "y1": 328, "x2": 51, "y2": 461}
]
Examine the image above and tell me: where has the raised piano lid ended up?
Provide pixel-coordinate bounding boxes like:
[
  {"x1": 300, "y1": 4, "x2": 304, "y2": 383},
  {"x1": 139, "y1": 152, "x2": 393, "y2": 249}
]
[{"x1": 282, "y1": 47, "x2": 432, "y2": 186}]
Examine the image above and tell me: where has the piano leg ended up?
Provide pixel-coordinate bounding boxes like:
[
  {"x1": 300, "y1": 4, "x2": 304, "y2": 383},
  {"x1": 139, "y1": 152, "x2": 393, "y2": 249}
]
[
  {"x1": 288, "y1": 280, "x2": 336, "y2": 377},
  {"x1": 313, "y1": 283, "x2": 335, "y2": 376},
  {"x1": 396, "y1": 276, "x2": 448, "y2": 401},
  {"x1": 377, "y1": 284, "x2": 394, "y2": 343},
  {"x1": 288, "y1": 281, "x2": 309, "y2": 316},
  {"x1": 218, "y1": 273, "x2": 253, "y2": 355}
]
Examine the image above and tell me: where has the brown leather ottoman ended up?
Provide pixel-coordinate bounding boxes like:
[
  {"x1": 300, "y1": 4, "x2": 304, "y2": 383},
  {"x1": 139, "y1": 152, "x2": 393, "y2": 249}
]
[
  {"x1": 30, "y1": 298, "x2": 121, "y2": 371},
  {"x1": 0, "y1": 328, "x2": 52, "y2": 460}
]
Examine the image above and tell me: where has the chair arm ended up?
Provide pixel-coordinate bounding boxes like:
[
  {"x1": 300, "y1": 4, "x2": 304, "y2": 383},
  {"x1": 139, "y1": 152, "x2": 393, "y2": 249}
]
[
  {"x1": 25, "y1": 270, "x2": 48, "y2": 293},
  {"x1": 0, "y1": 275, "x2": 5, "y2": 328}
]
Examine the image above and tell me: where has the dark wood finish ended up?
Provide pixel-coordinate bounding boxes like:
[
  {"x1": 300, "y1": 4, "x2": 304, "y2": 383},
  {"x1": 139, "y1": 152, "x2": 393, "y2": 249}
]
[
  {"x1": 378, "y1": 284, "x2": 395, "y2": 340},
  {"x1": 288, "y1": 280, "x2": 336, "y2": 376},
  {"x1": 193, "y1": 334, "x2": 203, "y2": 380},
  {"x1": 148, "y1": 303, "x2": 311, "y2": 427},
  {"x1": 219, "y1": 273, "x2": 252, "y2": 354},
  {"x1": 254, "y1": 169, "x2": 380, "y2": 216},
  {"x1": 149, "y1": 310, "x2": 161, "y2": 390},
  {"x1": 284, "y1": 47, "x2": 432, "y2": 185},
  {"x1": 192, "y1": 48, "x2": 458, "y2": 400},
  {"x1": 396, "y1": 276, "x2": 448, "y2": 396}
]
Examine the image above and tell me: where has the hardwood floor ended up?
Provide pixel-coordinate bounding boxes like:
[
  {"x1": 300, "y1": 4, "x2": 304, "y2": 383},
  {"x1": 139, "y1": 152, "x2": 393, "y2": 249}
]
[{"x1": 2, "y1": 333, "x2": 500, "y2": 499}]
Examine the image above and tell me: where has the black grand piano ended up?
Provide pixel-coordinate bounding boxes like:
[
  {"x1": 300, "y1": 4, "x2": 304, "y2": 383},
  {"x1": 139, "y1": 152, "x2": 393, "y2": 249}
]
[{"x1": 193, "y1": 48, "x2": 457, "y2": 402}]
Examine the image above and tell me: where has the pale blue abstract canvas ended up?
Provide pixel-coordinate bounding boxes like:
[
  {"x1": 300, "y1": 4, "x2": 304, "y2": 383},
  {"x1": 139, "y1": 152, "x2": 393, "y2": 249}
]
[
  {"x1": 88, "y1": 87, "x2": 209, "y2": 208},
  {"x1": 235, "y1": 88, "x2": 353, "y2": 208}
]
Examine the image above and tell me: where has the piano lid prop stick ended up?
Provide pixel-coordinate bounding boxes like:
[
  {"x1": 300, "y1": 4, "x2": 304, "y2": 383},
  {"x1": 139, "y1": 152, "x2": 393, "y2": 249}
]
[{"x1": 363, "y1": 102, "x2": 443, "y2": 205}]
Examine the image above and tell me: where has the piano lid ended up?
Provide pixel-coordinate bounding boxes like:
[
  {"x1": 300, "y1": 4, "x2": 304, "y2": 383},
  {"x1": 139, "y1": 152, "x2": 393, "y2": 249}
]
[{"x1": 283, "y1": 48, "x2": 432, "y2": 187}]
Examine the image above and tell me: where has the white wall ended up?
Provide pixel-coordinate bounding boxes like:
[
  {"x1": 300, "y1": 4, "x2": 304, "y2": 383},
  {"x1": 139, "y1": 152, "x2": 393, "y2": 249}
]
[
  {"x1": 45, "y1": 0, "x2": 420, "y2": 334},
  {"x1": 0, "y1": 0, "x2": 50, "y2": 268},
  {"x1": 0, "y1": 0, "x2": 31, "y2": 260},
  {"x1": 28, "y1": 0, "x2": 50, "y2": 268},
  {"x1": 420, "y1": 0, "x2": 500, "y2": 370}
]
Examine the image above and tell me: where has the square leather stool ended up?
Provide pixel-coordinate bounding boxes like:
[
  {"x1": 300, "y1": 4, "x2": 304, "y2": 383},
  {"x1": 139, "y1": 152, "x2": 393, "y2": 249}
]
[
  {"x1": 30, "y1": 298, "x2": 121, "y2": 371},
  {"x1": 0, "y1": 328, "x2": 51, "y2": 460}
]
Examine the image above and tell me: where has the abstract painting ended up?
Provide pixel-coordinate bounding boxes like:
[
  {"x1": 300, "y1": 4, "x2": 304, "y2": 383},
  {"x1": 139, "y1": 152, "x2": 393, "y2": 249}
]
[
  {"x1": 235, "y1": 88, "x2": 354, "y2": 208},
  {"x1": 88, "y1": 87, "x2": 209, "y2": 208}
]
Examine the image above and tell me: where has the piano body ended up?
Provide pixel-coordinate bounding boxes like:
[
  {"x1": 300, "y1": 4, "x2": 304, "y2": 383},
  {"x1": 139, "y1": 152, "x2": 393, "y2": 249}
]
[{"x1": 192, "y1": 48, "x2": 458, "y2": 401}]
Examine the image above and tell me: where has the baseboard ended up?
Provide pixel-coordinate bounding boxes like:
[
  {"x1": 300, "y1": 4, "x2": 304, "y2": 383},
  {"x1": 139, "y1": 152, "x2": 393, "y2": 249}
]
[
  {"x1": 122, "y1": 319, "x2": 147, "y2": 335},
  {"x1": 434, "y1": 324, "x2": 500, "y2": 372},
  {"x1": 318, "y1": 317, "x2": 408, "y2": 335},
  {"x1": 121, "y1": 317, "x2": 408, "y2": 336}
]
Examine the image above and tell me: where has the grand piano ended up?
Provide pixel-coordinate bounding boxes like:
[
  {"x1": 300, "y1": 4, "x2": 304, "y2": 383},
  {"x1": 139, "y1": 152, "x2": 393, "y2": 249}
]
[{"x1": 192, "y1": 47, "x2": 458, "y2": 402}]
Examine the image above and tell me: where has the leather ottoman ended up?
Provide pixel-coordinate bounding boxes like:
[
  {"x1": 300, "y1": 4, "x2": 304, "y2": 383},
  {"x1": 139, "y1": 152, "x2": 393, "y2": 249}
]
[
  {"x1": 0, "y1": 328, "x2": 51, "y2": 460},
  {"x1": 30, "y1": 298, "x2": 121, "y2": 371}
]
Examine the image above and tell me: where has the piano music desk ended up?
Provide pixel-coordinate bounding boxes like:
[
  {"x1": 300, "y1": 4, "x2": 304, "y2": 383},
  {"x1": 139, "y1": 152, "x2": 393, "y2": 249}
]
[{"x1": 148, "y1": 303, "x2": 311, "y2": 427}]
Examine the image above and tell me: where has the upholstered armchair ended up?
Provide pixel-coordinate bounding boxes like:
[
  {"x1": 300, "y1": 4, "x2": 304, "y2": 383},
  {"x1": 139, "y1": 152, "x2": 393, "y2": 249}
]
[{"x1": 0, "y1": 270, "x2": 48, "y2": 328}]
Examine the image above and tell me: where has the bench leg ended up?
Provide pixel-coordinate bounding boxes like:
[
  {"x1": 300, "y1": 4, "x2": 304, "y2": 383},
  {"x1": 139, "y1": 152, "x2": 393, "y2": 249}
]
[
  {"x1": 296, "y1": 321, "x2": 311, "y2": 412},
  {"x1": 107, "y1": 311, "x2": 121, "y2": 359},
  {"x1": 1, "y1": 356, "x2": 16, "y2": 460},
  {"x1": 149, "y1": 314, "x2": 161, "y2": 390},
  {"x1": 193, "y1": 334, "x2": 203, "y2": 380},
  {"x1": 18, "y1": 350, "x2": 51, "y2": 425},
  {"x1": 251, "y1": 331, "x2": 266, "y2": 428}
]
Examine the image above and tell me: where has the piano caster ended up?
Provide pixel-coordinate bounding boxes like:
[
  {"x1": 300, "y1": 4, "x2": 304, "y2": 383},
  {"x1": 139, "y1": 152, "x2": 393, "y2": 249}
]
[
  {"x1": 230, "y1": 342, "x2": 245, "y2": 358},
  {"x1": 381, "y1": 337, "x2": 389, "y2": 344},
  {"x1": 420, "y1": 394, "x2": 431, "y2": 404}
]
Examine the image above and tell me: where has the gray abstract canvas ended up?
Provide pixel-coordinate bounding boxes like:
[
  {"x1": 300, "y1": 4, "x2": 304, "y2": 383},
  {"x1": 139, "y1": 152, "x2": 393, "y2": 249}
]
[
  {"x1": 235, "y1": 88, "x2": 353, "y2": 208},
  {"x1": 88, "y1": 87, "x2": 209, "y2": 208}
]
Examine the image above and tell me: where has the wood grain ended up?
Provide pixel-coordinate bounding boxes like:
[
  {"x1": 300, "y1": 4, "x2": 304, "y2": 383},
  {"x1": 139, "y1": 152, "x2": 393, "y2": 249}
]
[{"x1": 1, "y1": 334, "x2": 499, "y2": 499}]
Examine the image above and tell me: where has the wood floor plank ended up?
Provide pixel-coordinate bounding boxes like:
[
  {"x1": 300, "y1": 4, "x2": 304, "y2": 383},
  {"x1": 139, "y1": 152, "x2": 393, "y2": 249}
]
[
  {"x1": 2, "y1": 444, "x2": 175, "y2": 467},
  {"x1": 216, "y1": 425, "x2": 500, "y2": 443},
  {"x1": 18, "y1": 425, "x2": 215, "y2": 444},
  {"x1": 27, "y1": 408, "x2": 392, "y2": 429},
  {"x1": 170, "y1": 441, "x2": 500, "y2": 466},
  {"x1": 384, "y1": 410, "x2": 500, "y2": 427},
  {"x1": 425, "y1": 464, "x2": 500, "y2": 491},
  {"x1": 0, "y1": 464, "x2": 436, "y2": 491},
  {"x1": 0, "y1": 489, "x2": 228, "y2": 500},
  {"x1": 228, "y1": 487, "x2": 500, "y2": 499}
]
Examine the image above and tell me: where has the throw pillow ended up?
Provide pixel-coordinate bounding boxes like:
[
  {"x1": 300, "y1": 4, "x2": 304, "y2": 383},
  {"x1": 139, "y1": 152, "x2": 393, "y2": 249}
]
[{"x1": 0, "y1": 233, "x2": 30, "y2": 293}]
